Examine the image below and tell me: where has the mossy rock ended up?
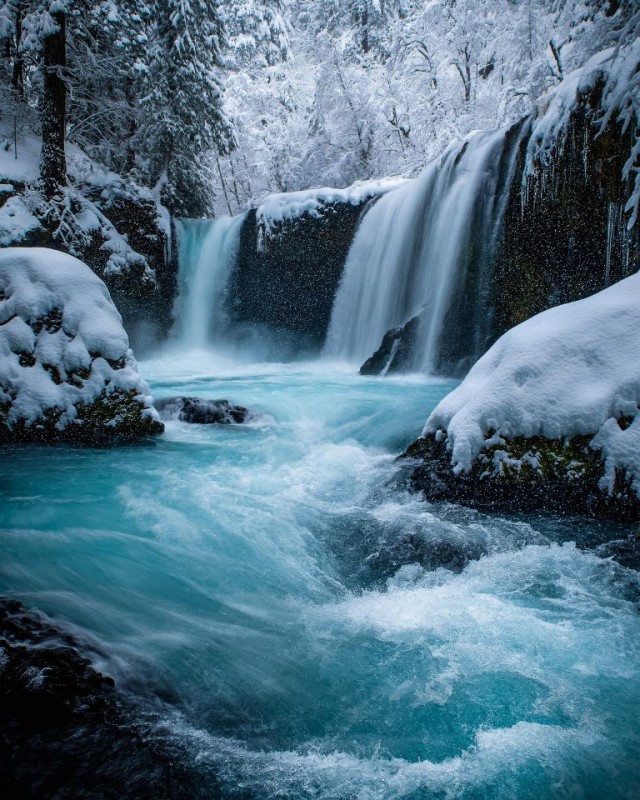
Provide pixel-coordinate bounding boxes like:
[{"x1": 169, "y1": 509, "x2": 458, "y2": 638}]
[
  {"x1": 403, "y1": 430, "x2": 640, "y2": 522},
  {"x1": 0, "y1": 387, "x2": 163, "y2": 446}
]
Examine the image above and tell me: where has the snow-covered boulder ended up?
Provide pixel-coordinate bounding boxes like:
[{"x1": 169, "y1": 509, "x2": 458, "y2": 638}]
[
  {"x1": 406, "y1": 273, "x2": 640, "y2": 521},
  {"x1": 0, "y1": 195, "x2": 45, "y2": 247},
  {"x1": 0, "y1": 248, "x2": 163, "y2": 443}
]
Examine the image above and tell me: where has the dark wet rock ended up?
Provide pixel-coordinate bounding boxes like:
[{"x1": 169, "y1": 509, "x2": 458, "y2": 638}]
[
  {"x1": 491, "y1": 81, "x2": 640, "y2": 343},
  {"x1": 155, "y1": 396, "x2": 252, "y2": 425},
  {"x1": 403, "y1": 431, "x2": 640, "y2": 523},
  {"x1": 360, "y1": 315, "x2": 422, "y2": 375},
  {"x1": 360, "y1": 326, "x2": 403, "y2": 375},
  {"x1": 362, "y1": 529, "x2": 487, "y2": 582},
  {"x1": 228, "y1": 199, "x2": 376, "y2": 354},
  {"x1": 596, "y1": 535, "x2": 640, "y2": 571},
  {"x1": 0, "y1": 599, "x2": 210, "y2": 799}
]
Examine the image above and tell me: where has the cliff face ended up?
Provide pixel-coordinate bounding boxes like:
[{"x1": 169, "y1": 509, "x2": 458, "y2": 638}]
[
  {"x1": 492, "y1": 84, "x2": 639, "y2": 341},
  {"x1": 227, "y1": 199, "x2": 374, "y2": 354}
]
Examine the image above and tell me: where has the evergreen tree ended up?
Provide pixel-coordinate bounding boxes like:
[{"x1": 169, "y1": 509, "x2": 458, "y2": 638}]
[
  {"x1": 134, "y1": 0, "x2": 234, "y2": 217},
  {"x1": 225, "y1": 0, "x2": 289, "y2": 68}
]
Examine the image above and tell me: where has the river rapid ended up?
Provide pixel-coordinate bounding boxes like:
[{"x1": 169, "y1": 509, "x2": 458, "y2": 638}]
[{"x1": 1, "y1": 351, "x2": 639, "y2": 799}]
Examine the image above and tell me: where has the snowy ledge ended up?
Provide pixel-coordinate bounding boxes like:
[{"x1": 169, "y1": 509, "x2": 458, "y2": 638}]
[
  {"x1": 255, "y1": 177, "x2": 408, "y2": 249},
  {"x1": 406, "y1": 273, "x2": 640, "y2": 520},
  {"x1": 0, "y1": 248, "x2": 163, "y2": 444}
]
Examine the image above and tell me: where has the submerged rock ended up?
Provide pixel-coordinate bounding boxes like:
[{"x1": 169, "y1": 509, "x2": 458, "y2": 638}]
[
  {"x1": 156, "y1": 396, "x2": 252, "y2": 424},
  {"x1": 596, "y1": 535, "x2": 640, "y2": 572},
  {"x1": 0, "y1": 248, "x2": 163, "y2": 444},
  {"x1": 360, "y1": 315, "x2": 422, "y2": 375}
]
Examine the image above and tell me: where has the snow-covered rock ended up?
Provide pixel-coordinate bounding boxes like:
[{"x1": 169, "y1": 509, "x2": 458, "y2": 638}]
[
  {"x1": 255, "y1": 177, "x2": 407, "y2": 249},
  {"x1": 406, "y1": 274, "x2": 640, "y2": 520},
  {"x1": 0, "y1": 196, "x2": 44, "y2": 247},
  {"x1": 0, "y1": 248, "x2": 163, "y2": 443}
]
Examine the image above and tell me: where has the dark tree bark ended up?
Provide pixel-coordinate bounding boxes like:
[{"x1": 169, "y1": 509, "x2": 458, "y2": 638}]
[
  {"x1": 41, "y1": 10, "x2": 67, "y2": 196},
  {"x1": 11, "y1": 6, "x2": 24, "y2": 98},
  {"x1": 454, "y1": 44, "x2": 472, "y2": 103}
]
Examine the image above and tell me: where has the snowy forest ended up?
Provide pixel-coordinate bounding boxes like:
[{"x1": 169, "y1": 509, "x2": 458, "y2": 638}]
[
  {"x1": 2, "y1": 1, "x2": 640, "y2": 799},
  {"x1": 1, "y1": 0, "x2": 638, "y2": 216}
]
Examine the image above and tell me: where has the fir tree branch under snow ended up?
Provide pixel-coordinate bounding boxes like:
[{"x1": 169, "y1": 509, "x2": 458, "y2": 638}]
[
  {"x1": 424, "y1": 271, "x2": 640, "y2": 497},
  {"x1": 0, "y1": 248, "x2": 162, "y2": 443}
]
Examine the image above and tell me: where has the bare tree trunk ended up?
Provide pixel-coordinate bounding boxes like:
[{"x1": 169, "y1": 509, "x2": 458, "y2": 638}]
[
  {"x1": 455, "y1": 45, "x2": 472, "y2": 103},
  {"x1": 41, "y1": 10, "x2": 67, "y2": 196}
]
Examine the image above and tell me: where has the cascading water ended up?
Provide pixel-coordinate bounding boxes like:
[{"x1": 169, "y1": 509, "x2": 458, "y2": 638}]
[
  {"x1": 175, "y1": 215, "x2": 246, "y2": 349},
  {"x1": 325, "y1": 128, "x2": 522, "y2": 374},
  {"x1": 3, "y1": 128, "x2": 640, "y2": 800}
]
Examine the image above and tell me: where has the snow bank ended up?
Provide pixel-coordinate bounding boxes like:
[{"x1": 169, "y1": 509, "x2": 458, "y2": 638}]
[
  {"x1": 0, "y1": 248, "x2": 161, "y2": 441},
  {"x1": 255, "y1": 177, "x2": 408, "y2": 246},
  {"x1": 0, "y1": 130, "x2": 41, "y2": 182},
  {"x1": 0, "y1": 196, "x2": 43, "y2": 246},
  {"x1": 425, "y1": 272, "x2": 640, "y2": 493}
]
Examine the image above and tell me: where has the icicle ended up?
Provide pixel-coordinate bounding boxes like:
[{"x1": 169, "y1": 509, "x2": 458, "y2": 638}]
[{"x1": 605, "y1": 202, "x2": 615, "y2": 285}]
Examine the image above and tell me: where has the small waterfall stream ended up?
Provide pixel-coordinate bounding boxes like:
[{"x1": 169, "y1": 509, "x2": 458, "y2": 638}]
[
  {"x1": 175, "y1": 215, "x2": 246, "y2": 349},
  {"x1": 325, "y1": 128, "x2": 521, "y2": 373}
]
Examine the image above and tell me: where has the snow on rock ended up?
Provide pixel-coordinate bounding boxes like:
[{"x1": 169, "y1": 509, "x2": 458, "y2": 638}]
[
  {"x1": 0, "y1": 196, "x2": 44, "y2": 246},
  {"x1": 0, "y1": 248, "x2": 163, "y2": 443},
  {"x1": 0, "y1": 127, "x2": 162, "y2": 283},
  {"x1": 525, "y1": 37, "x2": 640, "y2": 225},
  {"x1": 425, "y1": 271, "x2": 640, "y2": 495},
  {"x1": 255, "y1": 177, "x2": 408, "y2": 249}
]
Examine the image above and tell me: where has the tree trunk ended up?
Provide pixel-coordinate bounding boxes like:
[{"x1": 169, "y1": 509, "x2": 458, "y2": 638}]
[
  {"x1": 41, "y1": 10, "x2": 66, "y2": 196},
  {"x1": 11, "y1": 7, "x2": 24, "y2": 98}
]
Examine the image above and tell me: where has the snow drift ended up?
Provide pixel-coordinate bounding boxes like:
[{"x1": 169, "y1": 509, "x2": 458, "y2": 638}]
[{"x1": 0, "y1": 248, "x2": 162, "y2": 442}]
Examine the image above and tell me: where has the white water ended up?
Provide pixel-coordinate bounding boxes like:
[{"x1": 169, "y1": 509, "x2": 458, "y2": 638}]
[
  {"x1": 1, "y1": 212, "x2": 640, "y2": 796},
  {"x1": 2, "y1": 355, "x2": 639, "y2": 799},
  {"x1": 325, "y1": 129, "x2": 516, "y2": 371},
  {"x1": 175, "y1": 215, "x2": 245, "y2": 349}
]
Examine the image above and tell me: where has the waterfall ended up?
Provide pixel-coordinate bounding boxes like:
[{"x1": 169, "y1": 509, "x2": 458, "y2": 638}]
[
  {"x1": 325, "y1": 128, "x2": 521, "y2": 374},
  {"x1": 175, "y1": 215, "x2": 246, "y2": 349}
]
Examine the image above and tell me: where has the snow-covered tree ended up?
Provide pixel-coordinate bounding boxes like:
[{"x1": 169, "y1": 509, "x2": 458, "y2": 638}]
[
  {"x1": 224, "y1": 0, "x2": 290, "y2": 68},
  {"x1": 133, "y1": 0, "x2": 234, "y2": 216}
]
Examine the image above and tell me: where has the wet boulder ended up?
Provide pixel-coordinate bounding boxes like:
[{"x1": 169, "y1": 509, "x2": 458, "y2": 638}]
[
  {"x1": 0, "y1": 599, "x2": 208, "y2": 798},
  {"x1": 360, "y1": 315, "x2": 422, "y2": 375},
  {"x1": 404, "y1": 272, "x2": 640, "y2": 522},
  {"x1": 155, "y1": 396, "x2": 252, "y2": 424}
]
